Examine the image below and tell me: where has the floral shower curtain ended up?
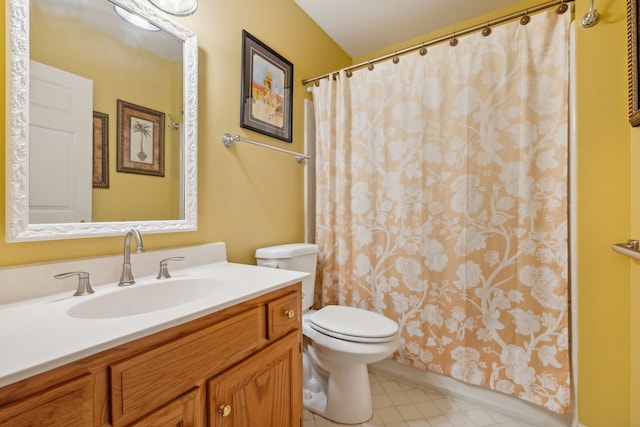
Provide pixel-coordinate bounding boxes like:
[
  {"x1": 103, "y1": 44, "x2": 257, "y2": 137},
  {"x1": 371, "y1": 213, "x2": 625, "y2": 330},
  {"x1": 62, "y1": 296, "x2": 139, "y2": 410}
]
[{"x1": 313, "y1": 8, "x2": 571, "y2": 413}]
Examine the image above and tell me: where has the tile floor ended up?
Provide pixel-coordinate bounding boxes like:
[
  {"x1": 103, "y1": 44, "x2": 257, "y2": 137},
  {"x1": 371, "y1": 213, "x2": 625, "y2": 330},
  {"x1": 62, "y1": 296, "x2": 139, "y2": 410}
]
[{"x1": 303, "y1": 371, "x2": 539, "y2": 427}]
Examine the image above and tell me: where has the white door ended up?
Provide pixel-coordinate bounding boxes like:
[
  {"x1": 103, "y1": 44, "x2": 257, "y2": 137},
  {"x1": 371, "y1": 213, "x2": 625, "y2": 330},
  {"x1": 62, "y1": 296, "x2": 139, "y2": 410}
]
[{"x1": 29, "y1": 60, "x2": 93, "y2": 224}]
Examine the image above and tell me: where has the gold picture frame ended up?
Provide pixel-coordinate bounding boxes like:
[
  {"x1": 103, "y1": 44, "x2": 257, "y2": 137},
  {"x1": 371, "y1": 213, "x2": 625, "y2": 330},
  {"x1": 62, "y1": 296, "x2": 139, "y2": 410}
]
[
  {"x1": 93, "y1": 111, "x2": 109, "y2": 188},
  {"x1": 628, "y1": 0, "x2": 640, "y2": 126},
  {"x1": 117, "y1": 100, "x2": 165, "y2": 176}
]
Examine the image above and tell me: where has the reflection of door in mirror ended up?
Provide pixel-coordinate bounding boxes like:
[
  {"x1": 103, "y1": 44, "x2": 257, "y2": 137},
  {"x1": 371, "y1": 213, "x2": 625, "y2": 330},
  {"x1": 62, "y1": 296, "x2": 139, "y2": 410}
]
[
  {"x1": 29, "y1": 61, "x2": 93, "y2": 224},
  {"x1": 29, "y1": 0, "x2": 184, "y2": 223}
]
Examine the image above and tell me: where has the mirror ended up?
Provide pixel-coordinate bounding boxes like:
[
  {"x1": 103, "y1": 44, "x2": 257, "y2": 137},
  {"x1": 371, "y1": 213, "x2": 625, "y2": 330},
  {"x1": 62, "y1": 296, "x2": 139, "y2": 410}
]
[{"x1": 6, "y1": 0, "x2": 198, "y2": 241}]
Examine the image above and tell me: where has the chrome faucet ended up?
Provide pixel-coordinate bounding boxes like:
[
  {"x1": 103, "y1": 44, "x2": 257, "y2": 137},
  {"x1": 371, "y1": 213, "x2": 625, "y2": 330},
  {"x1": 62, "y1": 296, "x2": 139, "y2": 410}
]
[{"x1": 118, "y1": 229, "x2": 145, "y2": 286}]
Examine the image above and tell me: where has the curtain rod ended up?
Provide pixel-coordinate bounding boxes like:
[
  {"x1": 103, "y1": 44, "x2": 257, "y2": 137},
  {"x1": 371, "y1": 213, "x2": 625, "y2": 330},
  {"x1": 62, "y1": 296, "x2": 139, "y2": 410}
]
[{"x1": 301, "y1": 0, "x2": 574, "y2": 86}]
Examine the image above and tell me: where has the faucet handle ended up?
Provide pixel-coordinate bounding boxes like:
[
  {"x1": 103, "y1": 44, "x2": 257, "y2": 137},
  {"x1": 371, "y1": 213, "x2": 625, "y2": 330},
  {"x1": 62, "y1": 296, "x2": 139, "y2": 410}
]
[
  {"x1": 157, "y1": 257, "x2": 185, "y2": 279},
  {"x1": 54, "y1": 271, "x2": 95, "y2": 296}
]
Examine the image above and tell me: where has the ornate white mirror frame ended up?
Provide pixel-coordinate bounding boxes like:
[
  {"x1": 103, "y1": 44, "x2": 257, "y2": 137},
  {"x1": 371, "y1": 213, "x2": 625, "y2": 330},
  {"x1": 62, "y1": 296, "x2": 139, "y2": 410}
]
[{"x1": 6, "y1": 0, "x2": 198, "y2": 242}]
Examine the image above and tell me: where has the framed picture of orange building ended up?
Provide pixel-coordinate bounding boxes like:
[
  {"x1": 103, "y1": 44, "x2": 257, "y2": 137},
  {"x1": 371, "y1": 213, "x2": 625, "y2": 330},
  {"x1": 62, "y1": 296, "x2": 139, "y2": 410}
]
[
  {"x1": 629, "y1": 0, "x2": 640, "y2": 126},
  {"x1": 240, "y1": 30, "x2": 293, "y2": 142}
]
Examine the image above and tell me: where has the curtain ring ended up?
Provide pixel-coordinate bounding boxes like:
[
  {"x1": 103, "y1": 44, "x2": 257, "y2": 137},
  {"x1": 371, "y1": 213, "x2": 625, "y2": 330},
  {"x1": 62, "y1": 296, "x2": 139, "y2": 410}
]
[
  {"x1": 367, "y1": 62, "x2": 374, "y2": 71},
  {"x1": 419, "y1": 43, "x2": 427, "y2": 56},
  {"x1": 346, "y1": 69, "x2": 353, "y2": 78},
  {"x1": 314, "y1": 80, "x2": 320, "y2": 87},
  {"x1": 449, "y1": 32, "x2": 459, "y2": 47},
  {"x1": 557, "y1": 0, "x2": 569, "y2": 14},
  {"x1": 482, "y1": 24, "x2": 492, "y2": 37},
  {"x1": 520, "y1": 11, "x2": 531, "y2": 25},
  {"x1": 392, "y1": 52, "x2": 400, "y2": 64}
]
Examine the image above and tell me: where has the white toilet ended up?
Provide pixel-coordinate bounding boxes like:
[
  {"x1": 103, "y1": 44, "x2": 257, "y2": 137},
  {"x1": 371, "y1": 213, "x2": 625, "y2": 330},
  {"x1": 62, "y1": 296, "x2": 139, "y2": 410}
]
[{"x1": 256, "y1": 243, "x2": 400, "y2": 424}]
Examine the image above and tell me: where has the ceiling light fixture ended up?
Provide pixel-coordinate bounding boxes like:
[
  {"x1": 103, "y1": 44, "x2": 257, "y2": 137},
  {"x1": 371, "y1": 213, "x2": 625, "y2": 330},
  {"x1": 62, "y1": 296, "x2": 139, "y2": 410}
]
[
  {"x1": 114, "y1": 5, "x2": 160, "y2": 31},
  {"x1": 148, "y1": 0, "x2": 198, "y2": 16}
]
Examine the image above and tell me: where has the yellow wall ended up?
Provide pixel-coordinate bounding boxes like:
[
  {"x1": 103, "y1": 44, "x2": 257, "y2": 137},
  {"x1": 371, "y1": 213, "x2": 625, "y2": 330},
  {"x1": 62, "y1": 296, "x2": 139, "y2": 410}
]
[
  {"x1": 575, "y1": 0, "x2": 632, "y2": 425},
  {"x1": 352, "y1": 1, "x2": 553, "y2": 62},
  {"x1": 0, "y1": 0, "x2": 351, "y2": 265},
  {"x1": 631, "y1": 138, "x2": 640, "y2": 427},
  {"x1": 2, "y1": 0, "x2": 637, "y2": 425}
]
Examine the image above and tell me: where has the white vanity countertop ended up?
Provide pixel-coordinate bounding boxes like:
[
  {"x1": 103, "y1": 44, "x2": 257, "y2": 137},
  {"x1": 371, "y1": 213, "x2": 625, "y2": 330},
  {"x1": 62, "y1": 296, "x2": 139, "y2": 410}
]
[{"x1": 0, "y1": 261, "x2": 308, "y2": 388}]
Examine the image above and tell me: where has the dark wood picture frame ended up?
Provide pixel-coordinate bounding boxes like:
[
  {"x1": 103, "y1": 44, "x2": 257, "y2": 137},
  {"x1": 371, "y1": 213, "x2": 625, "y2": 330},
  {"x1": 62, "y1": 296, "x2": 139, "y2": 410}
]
[
  {"x1": 628, "y1": 0, "x2": 640, "y2": 126},
  {"x1": 240, "y1": 30, "x2": 293, "y2": 142},
  {"x1": 117, "y1": 100, "x2": 165, "y2": 177},
  {"x1": 92, "y1": 111, "x2": 109, "y2": 188}
]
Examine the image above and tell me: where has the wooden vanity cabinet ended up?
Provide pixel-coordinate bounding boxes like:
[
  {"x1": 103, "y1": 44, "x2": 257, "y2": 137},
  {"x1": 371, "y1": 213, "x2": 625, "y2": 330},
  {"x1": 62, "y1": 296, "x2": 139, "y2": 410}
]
[
  {"x1": 0, "y1": 284, "x2": 302, "y2": 427},
  {"x1": 0, "y1": 374, "x2": 94, "y2": 426}
]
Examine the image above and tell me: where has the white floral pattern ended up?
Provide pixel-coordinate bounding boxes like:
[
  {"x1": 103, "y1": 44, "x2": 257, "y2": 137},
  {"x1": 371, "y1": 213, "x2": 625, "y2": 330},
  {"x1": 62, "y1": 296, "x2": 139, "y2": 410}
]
[{"x1": 313, "y1": 10, "x2": 571, "y2": 414}]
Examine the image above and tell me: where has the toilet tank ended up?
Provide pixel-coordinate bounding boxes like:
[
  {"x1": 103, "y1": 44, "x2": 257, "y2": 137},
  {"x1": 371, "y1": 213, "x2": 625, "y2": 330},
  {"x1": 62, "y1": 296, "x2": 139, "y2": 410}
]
[{"x1": 255, "y1": 243, "x2": 319, "y2": 310}]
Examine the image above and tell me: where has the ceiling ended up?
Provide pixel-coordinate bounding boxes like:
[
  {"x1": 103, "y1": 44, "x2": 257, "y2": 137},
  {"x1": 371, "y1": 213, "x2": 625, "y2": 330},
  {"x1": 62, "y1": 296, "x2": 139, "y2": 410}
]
[{"x1": 294, "y1": 0, "x2": 527, "y2": 58}]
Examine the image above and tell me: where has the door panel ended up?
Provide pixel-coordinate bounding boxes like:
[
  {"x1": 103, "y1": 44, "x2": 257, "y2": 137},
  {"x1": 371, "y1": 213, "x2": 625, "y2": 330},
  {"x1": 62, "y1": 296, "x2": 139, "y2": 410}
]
[{"x1": 29, "y1": 60, "x2": 93, "y2": 224}]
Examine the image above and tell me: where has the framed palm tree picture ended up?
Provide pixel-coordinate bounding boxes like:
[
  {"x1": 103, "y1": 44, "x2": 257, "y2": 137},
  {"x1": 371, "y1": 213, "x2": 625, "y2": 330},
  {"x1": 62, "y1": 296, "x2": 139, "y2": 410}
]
[{"x1": 117, "y1": 100, "x2": 165, "y2": 176}]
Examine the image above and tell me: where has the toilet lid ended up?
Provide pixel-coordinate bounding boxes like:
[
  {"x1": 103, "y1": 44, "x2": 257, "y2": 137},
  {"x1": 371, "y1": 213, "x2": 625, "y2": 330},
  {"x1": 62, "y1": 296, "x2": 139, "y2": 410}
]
[{"x1": 308, "y1": 306, "x2": 399, "y2": 343}]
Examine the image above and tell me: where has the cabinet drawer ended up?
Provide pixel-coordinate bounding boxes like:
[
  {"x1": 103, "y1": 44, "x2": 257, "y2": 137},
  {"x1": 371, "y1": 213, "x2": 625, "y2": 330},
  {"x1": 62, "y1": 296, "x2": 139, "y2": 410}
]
[
  {"x1": 0, "y1": 374, "x2": 93, "y2": 427},
  {"x1": 111, "y1": 306, "x2": 266, "y2": 426},
  {"x1": 127, "y1": 388, "x2": 198, "y2": 427},
  {"x1": 268, "y1": 291, "x2": 300, "y2": 340}
]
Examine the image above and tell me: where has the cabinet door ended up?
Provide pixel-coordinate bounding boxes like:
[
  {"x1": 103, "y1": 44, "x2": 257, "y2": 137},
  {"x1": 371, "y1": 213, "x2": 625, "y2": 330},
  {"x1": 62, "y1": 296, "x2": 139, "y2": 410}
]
[
  {"x1": 0, "y1": 374, "x2": 93, "y2": 427},
  {"x1": 127, "y1": 388, "x2": 199, "y2": 427},
  {"x1": 208, "y1": 332, "x2": 301, "y2": 427}
]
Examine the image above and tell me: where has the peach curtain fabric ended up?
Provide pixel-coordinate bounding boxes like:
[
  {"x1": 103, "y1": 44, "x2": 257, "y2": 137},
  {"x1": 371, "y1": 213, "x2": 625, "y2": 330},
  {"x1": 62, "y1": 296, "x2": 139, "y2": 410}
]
[{"x1": 313, "y1": 9, "x2": 571, "y2": 413}]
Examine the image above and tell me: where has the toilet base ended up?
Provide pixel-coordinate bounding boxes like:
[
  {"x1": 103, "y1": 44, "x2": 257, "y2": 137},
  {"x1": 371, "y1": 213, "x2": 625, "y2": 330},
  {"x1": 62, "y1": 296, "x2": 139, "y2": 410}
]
[
  {"x1": 303, "y1": 388, "x2": 327, "y2": 419},
  {"x1": 303, "y1": 363, "x2": 373, "y2": 424}
]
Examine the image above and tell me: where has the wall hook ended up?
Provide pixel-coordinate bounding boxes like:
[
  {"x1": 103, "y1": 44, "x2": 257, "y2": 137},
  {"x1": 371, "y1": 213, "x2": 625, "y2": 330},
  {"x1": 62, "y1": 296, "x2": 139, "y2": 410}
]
[
  {"x1": 168, "y1": 114, "x2": 180, "y2": 130},
  {"x1": 581, "y1": 0, "x2": 599, "y2": 28}
]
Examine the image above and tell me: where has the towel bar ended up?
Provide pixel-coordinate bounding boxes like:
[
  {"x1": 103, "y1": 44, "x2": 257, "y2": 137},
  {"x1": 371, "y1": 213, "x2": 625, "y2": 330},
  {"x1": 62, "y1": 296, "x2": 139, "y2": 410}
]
[
  {"x1": 612, "y1": 240, "x2": 640, "y2": 260},
  {"x1": 222, "y1": 133, "x2": 308, "y2": 163}
]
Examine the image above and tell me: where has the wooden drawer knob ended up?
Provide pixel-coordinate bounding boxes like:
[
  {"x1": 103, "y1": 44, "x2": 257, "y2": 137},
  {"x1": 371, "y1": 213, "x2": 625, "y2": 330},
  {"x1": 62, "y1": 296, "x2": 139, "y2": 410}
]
[
  {"x1": 219, "y1": 404, "x2": 232, "y2": 417},
  {"x1": 284, "y1": 309, "x2": 295, "y2": 319}
]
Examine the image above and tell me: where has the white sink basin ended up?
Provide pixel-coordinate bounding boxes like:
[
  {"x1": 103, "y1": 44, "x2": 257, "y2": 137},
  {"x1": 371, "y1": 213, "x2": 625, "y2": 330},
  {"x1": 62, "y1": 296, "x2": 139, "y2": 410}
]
[{"x1": 67, "y1": 278, "x2": 225, "y2": 319}]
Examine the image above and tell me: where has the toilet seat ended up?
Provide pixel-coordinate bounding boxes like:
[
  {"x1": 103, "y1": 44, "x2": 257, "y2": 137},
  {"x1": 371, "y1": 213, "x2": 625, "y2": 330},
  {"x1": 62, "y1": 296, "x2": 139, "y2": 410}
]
[{"x1": 308, "y1": 306, "x2": 398, "y2": 343}]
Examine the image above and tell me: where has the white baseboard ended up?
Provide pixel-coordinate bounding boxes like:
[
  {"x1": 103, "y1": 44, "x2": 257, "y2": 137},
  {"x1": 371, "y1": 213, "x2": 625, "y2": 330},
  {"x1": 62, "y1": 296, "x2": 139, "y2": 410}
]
[{"x1": 370, "y1": 359, "x2": 573, "y2": 427}]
